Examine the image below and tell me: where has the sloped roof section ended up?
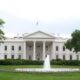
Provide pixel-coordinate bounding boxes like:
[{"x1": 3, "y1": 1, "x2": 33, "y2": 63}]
[{"x1": 23, "y1": 31, "x2": 55, "y2": 39}]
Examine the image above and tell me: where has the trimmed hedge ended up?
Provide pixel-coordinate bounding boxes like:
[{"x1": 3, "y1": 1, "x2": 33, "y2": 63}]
[
  {"x1": 51, "y1": 60, "x2": 80, "y2": 66},
  {"x1": 0, "y1": 59, "x2": 43, "y2": 65},
  {"x1": 0, "y1": 59, "x2": 80, "y2": 65}
]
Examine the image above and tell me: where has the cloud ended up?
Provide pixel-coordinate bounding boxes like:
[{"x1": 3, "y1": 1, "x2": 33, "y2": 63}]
[
  {"x1": 0, "y1": 0, "x2": 80, "y2": 34},
  {"x1": 0, "y1": 0, "x2": 80, "y2": 21}
]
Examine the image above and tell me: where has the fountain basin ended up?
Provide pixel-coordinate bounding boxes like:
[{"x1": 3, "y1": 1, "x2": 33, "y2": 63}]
[
  {"x1": 15, "y1": 55, "x2": 80, "y2": 72},
  {"x1": 15, "y1": 68, "x2": 80, "y2": 72}
]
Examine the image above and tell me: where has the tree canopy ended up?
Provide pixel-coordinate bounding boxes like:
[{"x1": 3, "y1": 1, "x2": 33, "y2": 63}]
[
  {"x1": 65, "y1": 29, "x2": 80, "y2": 53},
  {"x1": 0, "y1": 19, "x2": 5, "y2": 26},
  {"x1": 0, "y1": 19, "x2": 5, "y2": 40}
]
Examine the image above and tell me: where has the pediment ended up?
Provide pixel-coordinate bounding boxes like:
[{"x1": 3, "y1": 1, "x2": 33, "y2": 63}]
[{"x1": 23, "y1": 31, "x2": 55, "y2": 39}]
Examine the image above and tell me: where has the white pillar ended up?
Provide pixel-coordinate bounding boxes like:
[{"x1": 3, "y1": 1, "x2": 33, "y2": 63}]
[
  {"x1": 23, "y1": 41, "x2": 26, "y2": 59},
  {"x1": 33, "y1": 41, "x2": 36, "y2": 60},
  {"x1": 52, "y1": 42, "x2": 56, "y2": 60},
  {"x1": 43, "y1": 41, "x2": 46, "y2": 60}
]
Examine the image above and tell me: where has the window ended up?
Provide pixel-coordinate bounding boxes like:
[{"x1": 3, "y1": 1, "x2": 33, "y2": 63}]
[
  {"x1": 63, "y1": 55, "x2": 65, "y2": 60},
  {"x1": 56, "y1": 46, "x2": 58, "y2": 51},
  {"x1": 70, "y1": 55, "x2": 72, "y2": 60},
  {"x1": 18, "y1": 55, "x2": 21, "y2": 59},
  {"x1": 11, "y1": 55, "x2": 14, "y2": 59},
  {"x1": 63, "y1": 46, "x2": 65, "y2": 51},
  {"x1": 37, "y1": 45, "x2": 40, "y2": 48},
  {"x1": 77, "y1": 55, "x2": 79, "y2": 60},
  {"x1": 29, "y1": 55, "x2": 31, "y2": 60},
  {"x1": 4, "y1": 55, "x2": 7, "y2": 59},
  {"x1": 4, "y1": 46, "x2": 7, "y2": 51},
  {"x1": 29, "y1": 46, "x2": 32, "y2": 50},
  {"x1": 56, "y1": 55, "x2": 59, "y2": 59},
  {"x1": 12, "y1": 46, "x2": 14, "y2": 51},
  {"x1": 70, "y1": 48, "x2": 72, "y2": 51},
  {"x1": 19, "y1": 46, "x2": 21, "y2": 51},
  {"x1": 46, "y1": 46, "x2": 48, "y2": 50}
]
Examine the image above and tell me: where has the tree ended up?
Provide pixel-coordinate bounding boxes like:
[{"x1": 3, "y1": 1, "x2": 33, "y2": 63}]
[
  {"x1": 0, "y1": 19, "x2": 5, "y2": 40},
  {"x1": 65, "y1": 29, "x2": 80, "y2": 53}
]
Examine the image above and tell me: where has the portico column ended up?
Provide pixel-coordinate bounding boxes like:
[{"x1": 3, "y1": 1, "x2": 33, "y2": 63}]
[
  {"x1": 52, "y1": 41, "x2": 56, "y2": 59},
  {"x1": 43, "y1": 41, "x2": 46, "y2": 60},
  {"x1": 23, "y1": 41, "x2": 26, "y2": 59},
  {"x1": 33, "y1": 41, "x2": 36, "y2": 60}
]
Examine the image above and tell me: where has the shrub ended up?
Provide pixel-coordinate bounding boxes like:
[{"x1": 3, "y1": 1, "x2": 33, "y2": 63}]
[
  {"x1": 0, "y1": 59, "x2": 80, "y2": 65},
  {"x1": 0, "y1": 59, "x2": 43, "y2": 65},
  {"x1": 51, "y1": 59, "x2": 80, "y2": 66}
]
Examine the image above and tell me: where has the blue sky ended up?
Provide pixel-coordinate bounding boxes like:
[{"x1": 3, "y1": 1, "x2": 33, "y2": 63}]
[{"x1": 0, "y1": 0, "x2": 80, "y2": 37}]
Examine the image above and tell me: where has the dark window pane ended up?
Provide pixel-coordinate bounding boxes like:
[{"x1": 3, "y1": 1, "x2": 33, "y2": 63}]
[
  {"x1": 77, "y1": 55, "x2": 79, "y2": 60},
  {"x1": 19, "y1": 46, "x2": 21, "y2": 51},
  {"x1": 12, "y1": 46, "x2": 14, "y2": 50},
  {"x1": 63, "y1": 55, "x2": 65, "y2": 60},
  {"x1": 29, "y1": 46, "x2": 32, "y2": 50},
  {"x1": 56, "y1": 46, "x2": 58, "y2": 51},
  {"x1": 11, "y1": 55, "x2": 14, "y2": 59},
  {"x1": 56, "y1": 55, "x2": 59, "y2": 59},
  {"x1": 63, "y1": 46, "x2": 65, "y2": 51},
  {"x1": 70, "y1": 55, "x2": 72, "y2": 60},
  {"x1": 4, "y1": 55, "x2": 7, "y2": 59},
  {"x1": 4, "y1": 46, "x2": 7, "y2": 51},
  {"x1": 18, "y1": 55, "x2": 21, "y2": 59},
  {"x1": 29, "y1": 55, "x2": 31, "y2": 60}
]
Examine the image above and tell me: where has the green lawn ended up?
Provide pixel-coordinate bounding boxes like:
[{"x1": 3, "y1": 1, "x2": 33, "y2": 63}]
[
  {"x1": 0, "y1": 65, "x2": 80, "y2": 70},
  {"x1": 0, "y1": 72, "x2": 80, "y2": 80},
  {"x1": 0, "y1": 65, "x2": 80, "y2": 80}
]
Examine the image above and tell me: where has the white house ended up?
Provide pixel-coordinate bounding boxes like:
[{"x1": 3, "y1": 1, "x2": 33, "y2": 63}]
[{"x1": 0, "y1": 31, "x2": 80, "y2": 60}]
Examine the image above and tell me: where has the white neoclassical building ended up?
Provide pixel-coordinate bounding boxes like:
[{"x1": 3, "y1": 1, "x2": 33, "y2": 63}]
[{"x1": 0, "y1": 31, "x2": 80, "y2": 60}]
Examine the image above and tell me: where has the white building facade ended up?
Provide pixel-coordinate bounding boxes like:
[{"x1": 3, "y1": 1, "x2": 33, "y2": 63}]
[{"x1": 0, "y1": 31, "x2": 80, "y2": 60}]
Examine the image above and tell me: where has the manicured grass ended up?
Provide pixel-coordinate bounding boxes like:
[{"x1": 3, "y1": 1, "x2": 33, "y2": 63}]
[
  {"x1": 0, "y1": 65, "x2": 80, "y2": 80},
  {"x1": 0, "y1": 65, "x2": 42, "y2": 70},
  {"x1": 0, "y1": 65, "x2": 80, "y2": 70},
  {"x1": 0, "y1": 72, "x2": 80, "y2": 80}
]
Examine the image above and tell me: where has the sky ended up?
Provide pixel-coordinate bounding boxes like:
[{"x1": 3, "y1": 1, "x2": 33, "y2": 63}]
[{"x1": 0, "y1": 0, "x2": 80, "y2": 37}]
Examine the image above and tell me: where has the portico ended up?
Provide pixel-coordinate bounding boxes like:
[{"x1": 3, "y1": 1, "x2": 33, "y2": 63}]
[
  {"x1": 24, "y1": 41, "x2": 53, "y2": 60},
  {"x1": 23, "y1": 31, "x2": 55, "y2": 60}
]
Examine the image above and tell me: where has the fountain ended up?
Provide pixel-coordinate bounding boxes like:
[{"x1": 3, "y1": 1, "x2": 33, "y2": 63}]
[
  {"x1": 15, "y1": 55, "x2": 80, "y2": 72},
  {"x1": 43, "y1": 55, "x2": 51, "y2": 70}
]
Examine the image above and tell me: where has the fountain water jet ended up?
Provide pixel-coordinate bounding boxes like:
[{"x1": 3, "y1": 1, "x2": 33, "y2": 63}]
[
  {"x1": 43, "y1": 55, "x2": 51, "y2": 70},
  {"x1": 15, "y1": 55, "x2": 80, "y2": 72}
]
